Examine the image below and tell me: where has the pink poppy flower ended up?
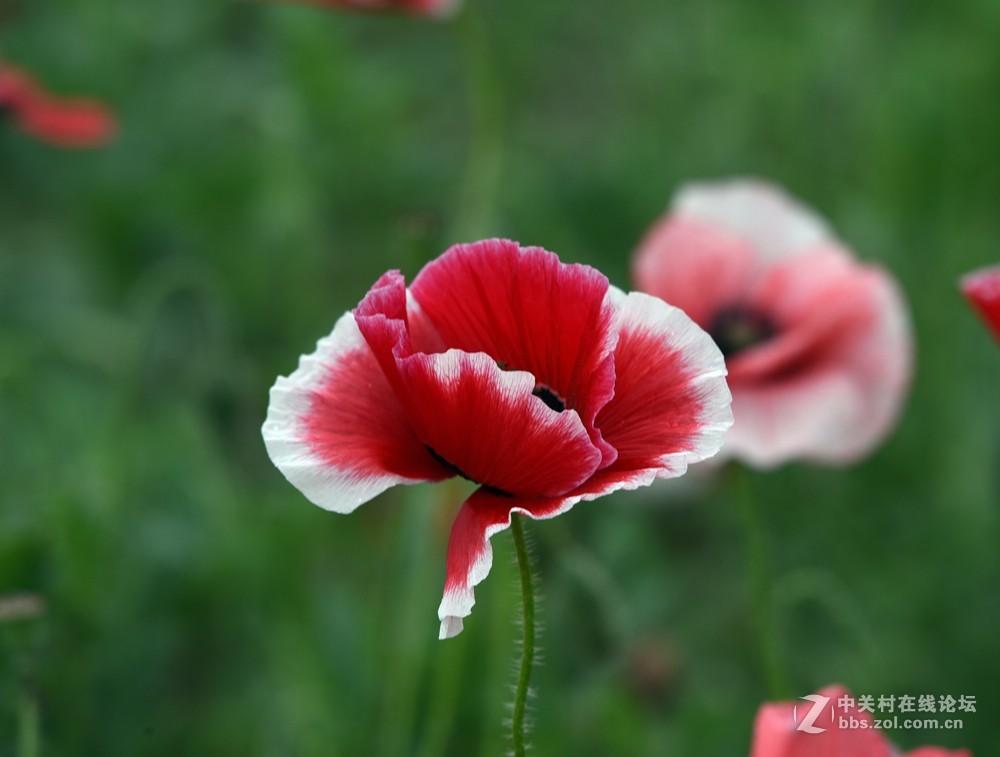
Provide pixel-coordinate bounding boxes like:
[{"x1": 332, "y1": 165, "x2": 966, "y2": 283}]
[
  {"x1": 0, "y1": 63, "x2": 116, "y2": 148},
  {"x1": 257, "y1": 0, "x2": 459, "y2": 17},
  {"x1": 751, "y1": 685, "x2": 972, "y2": 757},
  {"x1": 633, "y1": 179, "x2": 912, "y2": 468},
  {"x1": 263, "y1": 239, "x2": 732, "y2": 637},
  {"x1": 960, "y1": 265, "x2": 1000, "y2": 343}
]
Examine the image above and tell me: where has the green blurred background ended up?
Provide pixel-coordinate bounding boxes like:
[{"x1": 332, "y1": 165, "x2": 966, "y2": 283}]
[{"x1": 2, "y1": 0, "x2": 998, "y2": 754}]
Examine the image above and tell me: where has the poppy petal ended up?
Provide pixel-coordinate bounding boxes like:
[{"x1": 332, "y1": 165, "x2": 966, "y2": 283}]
[
  {"x1": 263, "y1": 310, "x2": 450, "y2": 513},
  {"x1": 438, "y1": 488, "x2": 576, "y2": 639},
  {"x1": 750, "y1": 684, "x2": 892, "y2": 757},
  {"x1": 960, "y1": 264, "x2": 1000, "y2": 342},
  {"x1": 632, "y1": 216, "x2": 758, "y2": 329},
  {"x1": 409, "y1": 239, "x2": 619, "y2": 467},
  {"x1": 725, "y1": 249, "x2": 911, "y2": 466},
  {"x1": 595, "y1": 290, "x2": 732, "y2": 477},
  {"x1": 19, "y1": 97, "x2": 117, "y2": 148},
  {"x1": 673, "y1": 179, "x2": 832, "y2": 261},
  {"x1": 355, "y1": 269, "x2": 604, "y2": 498}
]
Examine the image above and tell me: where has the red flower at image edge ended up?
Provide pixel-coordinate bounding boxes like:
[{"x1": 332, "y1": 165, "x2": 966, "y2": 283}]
[
  {"x1": 261, "y1": 0, "x2": 459, "y2": 17},
  {"x1": 960, "y1": 265, "x2": 1000, "y2": 343},
  {"x1": 263, "y1": 240, "x2": 733, "y2": 638},
  {"x1": 633, "y1": 179, "x2": 912, "y2": 468},
  {"x1": 751, "y1": 684, "x2": 972, "y2": 757},
  {"x1": 0, "y1": 63, "x2": 116, "y2": 148}
]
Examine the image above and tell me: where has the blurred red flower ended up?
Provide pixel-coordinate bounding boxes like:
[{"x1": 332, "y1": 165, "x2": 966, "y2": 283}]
[
  {"x1": 0, "y1": 63, "x2": 116, "y2": 148},
  {"x1": 633, "y1": 179, "x2": 912, "y2": 468},
  {"x1": 259, "y1": 0, "x2": 459, "y2": 17},
  {"x1": 263, "y1": 239, "x2": 732, "y2": 637},
  {"x1": 751, "y1": 684, "x2": 972, "y2": 757},
  {"x1": 960, "y1": 265, "x2": 1000, "y2": 343}
]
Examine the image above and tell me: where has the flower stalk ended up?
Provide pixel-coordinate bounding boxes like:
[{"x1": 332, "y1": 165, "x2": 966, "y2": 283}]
[{"x1": 509, "y1": 514, "x2": 535, "y2": 757}]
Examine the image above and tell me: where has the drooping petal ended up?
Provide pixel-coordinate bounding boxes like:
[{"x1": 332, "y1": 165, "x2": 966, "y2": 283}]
[
  {"x1": 960, "y1": 264, "x2": 1000, "y2": 342},
  {"x1": 262, "y1": 311, "x2": 450, "y2": 513},
  {"x1": 355, "y1": 269, "x2": 603, "y2": 499},
  {"x1": 410, "y1": 239, "x2": 619, "y2": 466},
  {"x1": 724, "y1": 247, "x2": 912, "y2": 466},
  {"x1": 632, "y1": 216, "x2": 759, "y2": 331},
  {"x1": 438, "y1": 488, "x2": 576, "y2": 639},
  {"x1": 750, "y1": 685, "x2": 893, "y2": 757},
  {"x1": 673, "y1": 178, "x2": 832, "y2": 261}
]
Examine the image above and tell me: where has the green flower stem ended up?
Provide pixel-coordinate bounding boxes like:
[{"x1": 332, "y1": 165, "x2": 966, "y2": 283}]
[
  {"x1": 736, "y1": 467, "x2": 789, "y2": 699},
  {"x1": 509, "y1": 514, "x2": 535, "y2": 757}
]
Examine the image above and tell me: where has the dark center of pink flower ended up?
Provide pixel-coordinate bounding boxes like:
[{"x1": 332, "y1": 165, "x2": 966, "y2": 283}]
[
  {"x1": 709, "y1": 306, "x2": 776, "y2": 357},
  {"x1": 532, "y1": 385, "x2": 566, "y2": 413}
]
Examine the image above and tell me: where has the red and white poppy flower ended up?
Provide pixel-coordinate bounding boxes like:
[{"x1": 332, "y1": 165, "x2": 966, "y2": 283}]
[
  {"x1": 263, "y1": 239, "x2": 732, "y2": 638},
  {"x1": 633, "y1": 179, "x2": 912, "y2": 468},
  {"x1": 258, "y1": 0, "x2": 459, "y2": 18},
  {"x1": 960, "y1": 265, "x2": 1000, "y2": 343},
  {"x1": 0, "y1": 63, "x2": 116, "y2": 148},
  {"x1": 751, "y1": 684, "x2": 972, "y2": 757}
]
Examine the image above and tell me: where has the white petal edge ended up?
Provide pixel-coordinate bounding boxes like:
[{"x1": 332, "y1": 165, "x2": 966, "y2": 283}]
[
  {"x1": 262, "y1": 311, "x2": 429, "y2": 514},
  {"x1": 672, "y1": 177, "x2": 834, "y2": 261}
]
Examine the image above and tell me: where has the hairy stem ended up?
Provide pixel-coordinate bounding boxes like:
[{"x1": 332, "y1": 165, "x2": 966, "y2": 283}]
[{"x1": 509, "y1": 514, "x2": 535, "y2": 757}]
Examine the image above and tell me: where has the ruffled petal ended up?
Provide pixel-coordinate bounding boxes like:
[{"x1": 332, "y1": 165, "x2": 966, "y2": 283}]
[
  {"x1": 724, "y1": 248, "x2": 912, "y2": 466},
  {"x1": 410, "y1": 239, "x2": 619, "y2": 466},
  {"x1": 961, "y1": 264, "x2": 1000, "y2": 342},
  {"x1": 356, "y1": 270, "x2": 603, "y2": 499},
  {"x1": 262, "y1": 311, "x2": 450, "y2": 513},
  {"x1": 632, "y1": 216, "x2": 759, "y2": 329},
  {"x1": 673, "y1": 178, "x2": 832, "y2": 261}
]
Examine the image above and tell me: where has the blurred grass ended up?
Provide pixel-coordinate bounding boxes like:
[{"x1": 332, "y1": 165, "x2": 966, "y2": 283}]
[{"x1": 1, "y1": 0, "x2": 999, "y2": 754}]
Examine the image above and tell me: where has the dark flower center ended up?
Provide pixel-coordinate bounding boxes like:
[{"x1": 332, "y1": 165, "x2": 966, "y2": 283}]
[
  {"x1": 709, "y1": 306, "x2": 776, "y2": 357},
  {"x1": 532, "y1": 385, "x2": 566, "y2": 413}
]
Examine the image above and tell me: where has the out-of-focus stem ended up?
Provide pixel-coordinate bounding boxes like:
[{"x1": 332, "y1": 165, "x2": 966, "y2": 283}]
[
  {"x1": 736, "y1": 467, "x2": 789, "y2": 699},
  {"x1": 450, "y1": 4, "x2": 504, "y2": 242},
  {"x1": 18, "y1": 690, "x2": 39, "y2": 757},
  {"x1": 509, "y1": 514, "x2": 535, "y2": 757}
]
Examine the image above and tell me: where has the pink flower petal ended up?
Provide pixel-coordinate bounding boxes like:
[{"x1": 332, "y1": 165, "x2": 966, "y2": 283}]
[
  {"x1": 355, "y1": 268, "x2": 604, "y2": 499},
  {"x1": 632, "y1": 216, "x2": 759, "y2": 327},
  {"x1": 960, "y1": 264, "x2": 1000, "y2": 342},
  {"x1": 673, "y1": 178, "x2": 832, "y2": 261},
  {"x1": 262, "y1": 310, "x2": 450, "y2": 513},
  {"x1": 410, "y1": 239, "x2": 619, "y2": 467},
  {"x1": 750, "y1": 684, "x2": 892, "y2": 757},
  {"x1": 904, "y1": 749, "x2": 973, "y2": 757},
  {"x1": 725, "y1": 248, "x2": 912, "y2": 466}
]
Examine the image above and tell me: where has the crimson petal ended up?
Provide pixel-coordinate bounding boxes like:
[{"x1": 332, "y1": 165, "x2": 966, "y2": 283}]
[
  {"x1": 409, "y1": 239, "x2": 619, "y2": 467},
  {"x1": 263, "y1": 311, "x2": 450, "y2": 513},
  {"x1": 355, "y1": 269, "x2": 603, "y2": 499}
]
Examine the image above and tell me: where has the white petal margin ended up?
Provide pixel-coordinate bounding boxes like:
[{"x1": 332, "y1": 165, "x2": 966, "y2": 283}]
[
  {"x1": 612, "y1": 291, "x2": 734, "y2": 477},
  {"x1": 672, "y1": 178, "x2": 833, "y2": 261},
  {"x1": 437, "y1": 291, "x2": 734, "y2": 640},
  {"x1": 262, "y1": 311, "x2": 434, "y2": 513}
]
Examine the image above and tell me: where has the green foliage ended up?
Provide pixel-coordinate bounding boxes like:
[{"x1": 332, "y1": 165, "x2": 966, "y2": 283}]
[{"x1": 1, "y1": 0, "x2": 998, "y2": 754}]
